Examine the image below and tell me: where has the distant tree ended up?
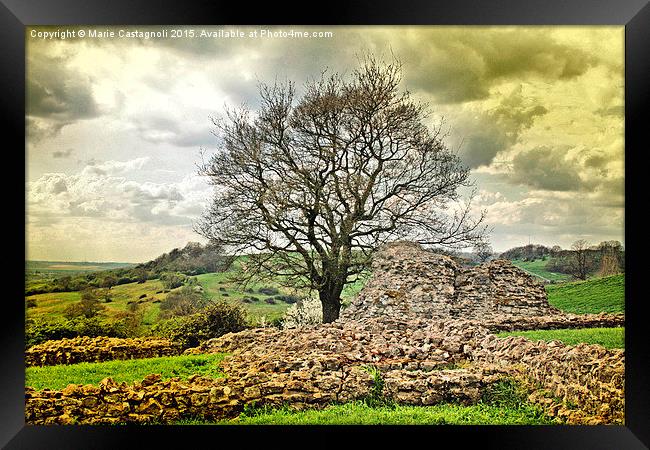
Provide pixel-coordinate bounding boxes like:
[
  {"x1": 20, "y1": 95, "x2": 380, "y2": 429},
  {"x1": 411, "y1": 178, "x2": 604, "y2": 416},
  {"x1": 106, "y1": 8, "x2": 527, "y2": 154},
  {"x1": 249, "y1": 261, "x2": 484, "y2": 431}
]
[
  {"x1": 132, "y1": 268, "x2": 149, "y2": 283},
  {"x1": 63, "y1": 289, "x2": 106, "y2": 319},
  {"x1": 474, "y1": 241, "x2": 493, "y2": 263},
  {"x1": 160, "y1": 272, "x2": 186, "y2": 290},
  {"x1": 114, "y1": 302, "x2": 145, "y2": 336},
  {"x1": 598, "y1": 240, "x2": 623, "y2": 276},
  {"x1": 100, "y1": 276, "x2": 117, "y2": 290},
  {"x1": 196, "y1": 55, "x2": 486, "y2": 323},
  {"x1": 570, "y1": 239, "x2": 592, "y2": 280},
  {"x1": 58, "y1": 276, "x2": 72, "y2": 291}
]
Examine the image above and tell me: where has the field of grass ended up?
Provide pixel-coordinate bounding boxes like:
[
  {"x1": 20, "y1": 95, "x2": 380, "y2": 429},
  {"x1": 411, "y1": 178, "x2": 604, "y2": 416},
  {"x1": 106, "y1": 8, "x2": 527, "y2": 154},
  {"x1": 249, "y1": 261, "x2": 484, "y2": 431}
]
[
  {"x1": 497, "y1": 327, "x2": 624, "y2": 349},
  {"x1": 25, "y1": 279, "x2": 170, "y2": 326},
  {"x1": 25, "y1": 266, "x2": 372, "y2": 329},
  {"x1": 511, "y1": 259, "x2": 571, "y2": 282},
  {"x1": 195, "y1": 271, "x2": 371, "y2": 324},
  {"x1": 177, "y1": 401, "x2": 554, "y2": 425},
  {"x1": 25, "y1": 353, "x2": 227, "y2": 391},
  {"x1": 546, "y1": 274, "x2": 624, "y2": 314}
]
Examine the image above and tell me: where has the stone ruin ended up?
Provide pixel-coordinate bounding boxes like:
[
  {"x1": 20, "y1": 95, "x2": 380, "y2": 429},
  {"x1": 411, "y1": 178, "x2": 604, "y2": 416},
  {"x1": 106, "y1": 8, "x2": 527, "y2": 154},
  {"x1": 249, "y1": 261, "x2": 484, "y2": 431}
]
[
  {"x1": 24, "y1": 241, "x2": 626, "y2": 425},
  {"x1": 343, "y1": 241, "x2": 558, "y2": 321},
  {"x1": 342, "y1": 241, "x2": 624, "y2": 331}
]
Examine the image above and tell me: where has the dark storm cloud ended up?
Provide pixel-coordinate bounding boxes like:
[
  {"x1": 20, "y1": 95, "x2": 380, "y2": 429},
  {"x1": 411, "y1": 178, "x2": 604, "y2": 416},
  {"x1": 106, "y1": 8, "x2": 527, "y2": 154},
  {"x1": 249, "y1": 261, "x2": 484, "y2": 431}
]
[
  {"x1": 400, "y1": 29, "x2": 599, "y2": 104},
  {"x1": 26, "y1": 49, "x2": 102, "y2": 140},
  {"x1": 27, "y1": 54, "x2": 99, "y2": 120},
  {"x1": 453, "y1": 87, "x2": 548, "y2": 168},
  {"x1": 509, "y1": 146, "x2": 583, "y2": 191}
]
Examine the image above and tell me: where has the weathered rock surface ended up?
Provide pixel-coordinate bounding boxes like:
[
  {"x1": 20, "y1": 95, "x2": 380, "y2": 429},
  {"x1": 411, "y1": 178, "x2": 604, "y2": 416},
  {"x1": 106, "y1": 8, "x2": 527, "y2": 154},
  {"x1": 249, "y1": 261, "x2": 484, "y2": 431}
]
[
  {"x1": 342, "y1": 241, "x2": 559, "y2": 321},
  {"x1": 25, "y1": 336, "x2": 182, "y2": 367}
]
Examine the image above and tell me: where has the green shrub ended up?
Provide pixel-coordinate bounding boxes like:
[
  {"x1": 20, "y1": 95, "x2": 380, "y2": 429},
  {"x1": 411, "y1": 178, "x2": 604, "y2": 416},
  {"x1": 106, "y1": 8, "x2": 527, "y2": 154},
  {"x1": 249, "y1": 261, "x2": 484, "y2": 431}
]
[
  {"x1": 258, "y1": 287, "x2": 279, "y2": 296},
  {"x1": 153, "y1": 301, "x2": 249, "y2": 349},
  {"x1": 481, "y1": 379, "x2": 529, "y2": 409},
  {"x1": 160, "y1": 272, "x2": 187, "y2": 289},
  {"x1": 159, "y1": 285, "x2": 208, "y2": 319},
  {"x1": 25, "y1": 317, "x2": 129, "y2": 349},
  {"x1": 63, "y1": 289, "x2": 106, "y2": 319}
]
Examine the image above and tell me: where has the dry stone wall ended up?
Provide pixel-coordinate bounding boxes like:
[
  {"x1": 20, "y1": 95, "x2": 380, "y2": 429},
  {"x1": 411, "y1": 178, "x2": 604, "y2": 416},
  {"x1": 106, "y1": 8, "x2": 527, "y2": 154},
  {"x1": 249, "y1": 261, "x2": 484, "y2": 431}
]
[
  {"x1": 471, "y1": 335, "x2": 625, "y2": 424},
  {"x1": 25, "y1": 316, "x2": 624, "y2": 425},
  {"x1": 25, "y1": 336, "x2": 182, "y2": 367},
  {"x1": 26, "y1": 318, "x2": 511, "y2": 424}
]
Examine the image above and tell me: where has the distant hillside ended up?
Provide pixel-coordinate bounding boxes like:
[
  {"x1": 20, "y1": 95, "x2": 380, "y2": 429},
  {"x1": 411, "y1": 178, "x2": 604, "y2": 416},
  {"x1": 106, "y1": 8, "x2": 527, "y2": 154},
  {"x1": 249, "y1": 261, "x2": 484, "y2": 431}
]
[
  {"x1": 499, "y1": 244, "x2": 555, "y2": 261},
  {"x1": 25, "y1": 242, "x2": 231, "y2": 296},
  {"x1": 136, "y1": 242, "x2": 231, "y2": 276},
  {"x1": 546, "y1": 274, "x2": 625, "y2": 314},
  {"x1": 510, "y1": 259, "x2": 571, "y2": 283},
  {"x1": 26, "y1": 261, "x2": 135, "y2": 275}
]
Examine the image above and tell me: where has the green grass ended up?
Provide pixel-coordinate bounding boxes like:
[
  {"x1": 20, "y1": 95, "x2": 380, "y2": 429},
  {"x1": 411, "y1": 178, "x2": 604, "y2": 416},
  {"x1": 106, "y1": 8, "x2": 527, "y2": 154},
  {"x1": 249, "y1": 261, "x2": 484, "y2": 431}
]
[
  {"x1": 546, "y1": 274, "x2": 624, "y2": 314},
  {"x1": 497, "y1": 327, "x2": 624, "y2": 349},
  {"x1": 25, "y1": 353, "x2": 227, "y2": 391},
  {"x1": 511, "y1": 259, "x2": 571, "y2": 282},
  {"x1": 25, "y1": 279, "x2": 169, "y2": 326},
  {"x1": 177, "y1": 401, "x2": 554, "y2": 425},
  {"x1": 195, "y1": 271, "x2": 371, "y2": 325}
]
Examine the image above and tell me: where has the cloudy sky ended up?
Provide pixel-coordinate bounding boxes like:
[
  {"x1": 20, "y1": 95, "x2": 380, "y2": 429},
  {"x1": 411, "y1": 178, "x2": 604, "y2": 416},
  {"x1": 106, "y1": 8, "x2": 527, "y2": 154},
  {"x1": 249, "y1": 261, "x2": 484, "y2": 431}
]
[{"x1": 26, "y1": 26, "x2": 624, "y2": 262}]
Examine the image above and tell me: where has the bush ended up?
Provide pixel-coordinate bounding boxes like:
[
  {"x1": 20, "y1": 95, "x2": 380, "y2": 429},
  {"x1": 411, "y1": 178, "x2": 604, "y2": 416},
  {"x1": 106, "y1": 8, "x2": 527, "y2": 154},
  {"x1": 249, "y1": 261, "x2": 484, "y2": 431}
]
[
  {"x1": 258, "y1": 287, "x2": 279, "y2": 296},
  {"x1": 25, "y1": 317, "x2": 129, "y2": 349},
  {"x1": 274, "y1": 295, "x2": 299, "y2": 304},
  {"x1": 63, "y1": 289, "x2": 106, "y2": 319},
  {"x1": 159, "y1": 286, "x2": 208, "y2": 319},
  {"x1": 160, "y1": 272, "x2": 187, "y2": 289},
  {"x1": 264, "y1": 298, "x2": 277, "y2": 305},
  {"x1": 25, "y1": 298, "x2": 37, "y2": 308},
  {"x1": 282, "y1": 297, "x2": 322, "y2": 328},
  {"x1": 152, "y1": 301, "x2": 249, "y2": 349}
]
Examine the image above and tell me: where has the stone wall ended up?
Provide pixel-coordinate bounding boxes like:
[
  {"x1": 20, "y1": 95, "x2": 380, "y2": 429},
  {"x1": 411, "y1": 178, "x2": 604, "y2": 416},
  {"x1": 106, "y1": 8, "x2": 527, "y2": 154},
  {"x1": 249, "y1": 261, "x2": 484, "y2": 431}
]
[
  {"x1": 25, "y1": 336, "x2": 182, "y2": 367},
  {"x1": 25, "y1": 316, "x2": 624, "y2": 425},
  {"x1": 482, "y1": 312, "x2": 626, "y2": 332},
  {"x1": 24, "y1": 241, "x2": 626, "y2": 425},
  {"x1": 342, "y1": 241, "x2": 559, "y2": 322},
  {"x1": 25, "y1": 318, "x2": 509, "y2": 424},
  {"x1": 471, "y1": 335, "x2": 625, "y2": 424}
]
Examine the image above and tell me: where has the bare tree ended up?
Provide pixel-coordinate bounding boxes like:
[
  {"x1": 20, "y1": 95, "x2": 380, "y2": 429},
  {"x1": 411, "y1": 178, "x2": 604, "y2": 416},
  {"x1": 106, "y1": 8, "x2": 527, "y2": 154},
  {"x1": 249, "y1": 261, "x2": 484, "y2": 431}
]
[
  {"x1": 474, "y1": 240, "x2": 493, "y2": 263},
  {"x1": 196, "y1": 56, "x2": 487, "y2": 323},
  {"x1": 598, "y1": 240, "x2": 623, "y2": 276},
  {"x1": 570, "y1": 239, "x2": 592, "y2": 280}
]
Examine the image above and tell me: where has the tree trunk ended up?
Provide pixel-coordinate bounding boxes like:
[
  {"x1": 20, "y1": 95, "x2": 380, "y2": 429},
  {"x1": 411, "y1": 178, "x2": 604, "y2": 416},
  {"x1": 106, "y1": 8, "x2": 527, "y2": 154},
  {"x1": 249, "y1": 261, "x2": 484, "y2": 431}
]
[{"x1": 319, "y1": 280, "x2": 344, "y2": 323}]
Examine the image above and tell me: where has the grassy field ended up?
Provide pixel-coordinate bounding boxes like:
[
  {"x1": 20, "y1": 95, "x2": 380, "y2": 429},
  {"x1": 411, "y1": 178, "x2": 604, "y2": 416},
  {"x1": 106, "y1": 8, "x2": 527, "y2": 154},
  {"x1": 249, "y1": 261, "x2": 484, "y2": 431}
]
[
  {"x1": 511, "y1": 259, "x2": 571, "y2": 282},
  {"x1": 195, "y1": 270, "x2": 370, "y2": 324},
  {"x1": 498, "y1": 327, "x2": 624, "y2": 349},
  {"x1": 25, "y1": 353, "x2": 227, "y2": 391},
  {"x1": 25, "y1": 279, "x2": 169, "y2": 326},
  {"x1": 546, "y1": 274, "x2": 624, "y2": 314}
]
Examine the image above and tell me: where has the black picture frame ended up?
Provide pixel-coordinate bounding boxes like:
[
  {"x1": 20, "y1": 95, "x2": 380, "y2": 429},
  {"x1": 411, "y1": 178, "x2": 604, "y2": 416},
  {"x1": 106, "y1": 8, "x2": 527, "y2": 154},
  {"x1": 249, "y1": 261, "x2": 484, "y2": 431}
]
[{"x1": 3, "y1": 0, "x2": 648, "y2": 448}]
